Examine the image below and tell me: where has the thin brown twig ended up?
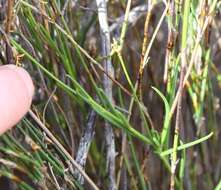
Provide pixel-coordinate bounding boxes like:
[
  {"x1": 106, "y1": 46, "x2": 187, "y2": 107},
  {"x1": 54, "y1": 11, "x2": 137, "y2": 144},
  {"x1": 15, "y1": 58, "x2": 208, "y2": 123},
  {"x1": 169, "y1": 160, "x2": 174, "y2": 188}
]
[
  {"x1": 28, "y1": 110, "x2": 100, "y2": 190},
  {"x1": 48, "y1": 163, "x2": 61, "y2": 190},
  {"x1": 170, "y1": 53, "x2": 185, "y2": 190},
  {"x1": 6, "y1": 0, "x2": 13, "y2": 33},
  {"x1": 137, "y1": 0, "x2": 153, "y2": 99},
  {"x1": 169, "y1": 15, "x2": 213, "y2": 119},
  {"x1": 5, "y1": 0, "x2": 14, "y2": 65}
]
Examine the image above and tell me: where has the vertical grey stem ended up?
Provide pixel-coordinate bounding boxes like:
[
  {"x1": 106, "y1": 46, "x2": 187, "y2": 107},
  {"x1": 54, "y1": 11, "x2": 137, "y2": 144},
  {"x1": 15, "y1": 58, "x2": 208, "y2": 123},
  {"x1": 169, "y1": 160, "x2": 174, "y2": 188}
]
[
  {"x1": 74, "y1": 109, "x2": 97, "y2": 184},
  {"x1": 96, "y1": 0, "x2": 116, "y2": 190}
]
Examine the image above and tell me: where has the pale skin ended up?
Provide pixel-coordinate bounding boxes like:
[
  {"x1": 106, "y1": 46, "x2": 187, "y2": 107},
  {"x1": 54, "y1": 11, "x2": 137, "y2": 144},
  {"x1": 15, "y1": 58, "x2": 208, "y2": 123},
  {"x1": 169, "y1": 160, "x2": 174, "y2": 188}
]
[{"x1": 0, "y1": 64, "x2": 34, "y2": 134}]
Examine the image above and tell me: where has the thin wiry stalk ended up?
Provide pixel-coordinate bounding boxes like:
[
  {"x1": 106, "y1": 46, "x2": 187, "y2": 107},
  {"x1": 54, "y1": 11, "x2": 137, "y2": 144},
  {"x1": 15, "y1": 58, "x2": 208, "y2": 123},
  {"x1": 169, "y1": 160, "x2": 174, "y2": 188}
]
[
  {"x1": 6, "y1": 0, "x2": 13, "y2": 33},
  {"x1": 5, "y1": 0, "x2": 14, "y2": 65},
  {"x1": 48, "y1": 163, "x2": 61, "y2": 190},
  {"x1": 115, "y1": 1, "x2": 132, "y2": 188},
  {"x1": 170, "y1": 0, "x2": 190, "y2": 188},
  {"x1": 96, "y1": 0, "x2": 116, "y2": 189},
  {"x1": 163, "y1": 0, "x2": 177, "y2": 83},
  {"x1": 28, "y1": 110, "x2": 100, "y2": 190},
  {"x1": 137, "y1": 0, "x2": 153, "y2": 99},
  {"x1": 168, "y1": 11, "x2": 213, "y2": 120},
  {"x1": 142, "y1": 3, "x2": 169, "y2": 69},
  {"x1": 119, "y1": 0, "x2": 132, "y2": 51},
  {"x1": 123, "y1": 2, "x2": 168, "y2": 105},
  {"x1": 170, "y1": 62, "x2": 185, "y2": 190}
]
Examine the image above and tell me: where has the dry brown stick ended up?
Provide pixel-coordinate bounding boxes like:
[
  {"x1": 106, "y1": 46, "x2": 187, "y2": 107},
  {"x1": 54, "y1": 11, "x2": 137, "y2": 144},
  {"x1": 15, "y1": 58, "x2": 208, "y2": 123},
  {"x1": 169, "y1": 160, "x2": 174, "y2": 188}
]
[
  {"x1": 5, "y1": 0, "x2": 14, "y2": 65},
  {"x1": 137, "y1": 0, "x2": 153, "y2": 99},
  {"x1": 6, "y1": 0, "x2": 13, "y2": 33}
]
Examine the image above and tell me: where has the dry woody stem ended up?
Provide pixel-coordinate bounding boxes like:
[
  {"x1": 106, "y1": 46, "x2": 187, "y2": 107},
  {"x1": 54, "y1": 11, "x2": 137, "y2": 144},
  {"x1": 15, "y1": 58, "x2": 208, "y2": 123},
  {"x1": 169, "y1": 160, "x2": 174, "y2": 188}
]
[{"x1": 96, "y1": 0, "x2": 116, "y2": 189}]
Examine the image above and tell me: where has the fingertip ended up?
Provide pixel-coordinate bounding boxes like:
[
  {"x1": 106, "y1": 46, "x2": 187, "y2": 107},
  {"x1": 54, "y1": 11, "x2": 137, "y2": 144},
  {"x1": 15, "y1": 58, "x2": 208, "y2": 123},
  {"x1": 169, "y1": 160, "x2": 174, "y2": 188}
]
[
  {"x1": 1, "y1": 65, "x2": 34, "y2": 102},
  {"x1": 0, "y1": 65, "x2": 34, "y2": 133},
  {"x1": 13, "y1": 66, "x2": 34, "y2": 103}
]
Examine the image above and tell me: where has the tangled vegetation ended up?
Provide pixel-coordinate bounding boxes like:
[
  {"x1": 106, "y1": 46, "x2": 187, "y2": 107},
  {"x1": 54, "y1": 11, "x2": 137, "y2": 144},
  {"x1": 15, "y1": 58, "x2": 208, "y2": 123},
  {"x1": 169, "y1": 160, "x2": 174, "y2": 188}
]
[{"x1": 0, "y1": 0, "x2": 221, "y2": 189}]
